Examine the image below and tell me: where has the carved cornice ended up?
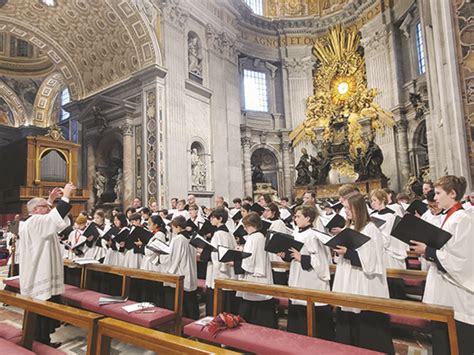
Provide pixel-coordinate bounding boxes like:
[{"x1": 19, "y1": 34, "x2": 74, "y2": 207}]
[
  {"x1": 241, "y1": 136, "x2": 252, "y2": 148},
  {"x1": 206, "y1": 24, "x2": 237, "y2": 63},
  {"x1": 159, "y1": 0, "x2": 188, "y2": 30},
  {"x1": 361, "y1": 27, "x2": 389, "y2": 52}
]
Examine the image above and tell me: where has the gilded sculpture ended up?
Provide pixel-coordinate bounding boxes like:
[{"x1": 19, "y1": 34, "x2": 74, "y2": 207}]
[{"x1": 290, "y1": 25, "x2": 394, "y2": 179}]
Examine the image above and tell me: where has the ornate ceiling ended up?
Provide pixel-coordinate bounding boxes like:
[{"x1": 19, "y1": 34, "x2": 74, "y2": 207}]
[{"x1": 0, "y1": 0, "x2": 161, "y2": 100}]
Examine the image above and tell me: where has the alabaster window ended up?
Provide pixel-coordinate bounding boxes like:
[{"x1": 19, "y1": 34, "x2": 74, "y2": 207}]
[
  {"x1": 245, "y1": 0, "x2": 264, "y2": 16},
  {"x1": 415, "y1": 22, "x2": 426, "y2": 75},
  {"x1": 243, "y1": 69, "x2": 268, "y2": 112}
]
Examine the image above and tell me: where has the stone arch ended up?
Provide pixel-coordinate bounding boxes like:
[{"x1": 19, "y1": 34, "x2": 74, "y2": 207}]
[
  {"x1": 250, "y1": 145, "x2": 282, "y2": 193},
  {"x1": 0, "y1": 79, "x2": 27, "y2": 126},
  {"x1": 32, "y1": 72, "x2": 66, "y2": 127},
  {"x1": 0, "y1": 0, "x2": 162, "y2": 100}
]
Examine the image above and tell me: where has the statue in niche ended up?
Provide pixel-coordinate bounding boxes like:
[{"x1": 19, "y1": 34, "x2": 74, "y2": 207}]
[
  {"x1": 252, "y1": 164, "x2": 266, "y2": 184},
  {"x1": 188, "y1": 34, "x2": 202, "y2": 77},
  {"x1": 94, "y1": 170, "x2": 107, "y2": 203},
  {"x1": 295, "y1": 148, "x2": 311, "y2": 186},
  {"x1": 365, "y1": 140, "x2": 386, "y2": 179},
  {"x1": 92, "y1": 106, "x2": 107, "y2": 134},
  {"x1": 113, "y1": 168, "x2": 123, "y2": 203},
  {"x1": 191, "y1": 148, "x2": 206, "y2": 190},
  {"x1": 311, "y1": 151, "x2": 330, "y2": 185}
]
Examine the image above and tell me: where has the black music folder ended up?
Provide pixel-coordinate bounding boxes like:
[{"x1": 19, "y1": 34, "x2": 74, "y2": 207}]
[
  {"x1": 265, "y1": 230, "x2": 303, "y2": 254},
  {"x1": 198, "y1": 219, "x2": 216, "y2": 237},
  {"x1": 406, "y1": 199, "x2": 428, "y2": 216},
  {"x1": 83, "y1": 223, "x2": 100, "y2": 240},
  {"x1": 233, "y1": 225, "x2": 248, "y2": 245},
  {"x1": 113, "y1": 228, "x2": 130, "y2": 244},
  {"x1": 190, "y1": 233, "x2": 217, "y2": 251},
  {"x1": 102, "y1": 226, "x2": 120, "y2": 241},
  {"x1": 323, "y1": 214, "x2": 346, "y2": 230},
  {"x1": 261, "y1": 220, "x2": 272, "y2": 234},
  {"x1": 250, "y1": 203, "x2": 265, "y2": 215},
  {"x1": 128, "y1": 226, "x2": 153, "y2": 245},
  {"x1": 324, "y1": 228, "x2": 371, "y2": 250},
  {"x1": 370, "y1": 216, "x2": 387, "y2": 229},
  {"x1": 232, "y1": 211, "x2": 242, "y2": 222},
  {"x1": 217, "y1": 246, "x2": 251, "y2": 263},
  {"x1": 391, "y1": 213, "x2": 452, "y2": 249}
]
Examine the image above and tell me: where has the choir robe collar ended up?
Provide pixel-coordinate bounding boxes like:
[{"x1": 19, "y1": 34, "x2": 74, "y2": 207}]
[
  {"x1": 298, "y1": 225, "x2": 312, "y2": 233},
  {"x1": 371, "y1": 207, "x2": 394, "y2": 215},
  {"x1": 216, "y1": 225, "x2": 229, "y2": 233}
]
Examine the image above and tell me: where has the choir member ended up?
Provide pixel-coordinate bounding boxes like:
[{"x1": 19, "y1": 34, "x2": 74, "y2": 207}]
[
  {"x1": 370, "y1": 189, "x2": 408, "y2": 299},
  {"x1": 263, "y1": 202, "x2": 292, "y2": 285},
  {"x1": 332, "y1": 192, "x2": 394, "y2": 354},
  {"x1": 285, "y1": 205, "x2": 334, "y2": 339},
  {"x1": 123, "y1": 213, "x2": 143, "y2": 269},
  {"x1": 174, "y1": 199, "x2": 190, "y2": 220},
  {"x1": 238, "y1": 212, "x2": 277, "y2": 328},
  {"x1": 203, "y1": 208, "x2": 238, "y2": 315},
  {"x1": 383, "y1": 188, "x2": 405, "y2": 217},
  {"x1": 103, "y1": 213, "x2": 129, "y2": 267},
  {"x1": 160, "y1": 216, "x2": 199, "y2": 319},
  {"x1": 410, "y1": 175, "x2": 473, "y2": 355},
  {"x1": 65, "y1": 214, "x2": 87, "y2": 260},
  {"x1": 462, "y1": 191, "x2": 474, "y2": 211}
]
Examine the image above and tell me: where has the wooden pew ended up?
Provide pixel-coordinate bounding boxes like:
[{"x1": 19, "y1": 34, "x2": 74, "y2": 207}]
[
  {"x1": 0, "y1": 289, "x2": 103, "y2": 355},
  {"x1": 213, "y1": 279, "x2": 458, "y2": 355},
  {"x1": 96, "y1": 317, "x2": 240, "y2": 355}
]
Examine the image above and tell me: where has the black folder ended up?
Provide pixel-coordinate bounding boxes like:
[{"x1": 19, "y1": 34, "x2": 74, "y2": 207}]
[
  {"x1": 190, "y1": 233, "x2": 217, "y2": 251},
  {"x1": 265, "y1": 230, "x2": 304, "y2": 254},
  {"x1": 328, "y1": 201, "x2": 343, "y2": 211},
  {"x1": 324, "y1": 228, "x2": 371, "y2": 250},
  {"x1": 186, "y1": 219, "x2": 199, "y2": 232},
  {"x1": 217, "y1": 246, "x2": 251, "y2": 263},
  {"x1": 390, "y1": 215, "x2": 402, "y2": 235},
  {"x1": 323, "y1": 214, "x2": 346, "y2": 230},
  {"x1": 406, "y1": 200, "x2": 428, "y2": 215},
  {"x1": 198, "y1": 219, "x2": 216, "y2": 237},
  {"x1": 113, "y1": 228, "x2": 130, "y2": 244},
  {"x1": 391, "y1": 214, "x2": 452, "y2": 249},
  {"x1": 370, "y1": 216, "x2": 387, "y2": 228},
  {"x1": 146, "y1": 238, "x2": 171, "y2": 254},
  {"x1": 127, "y1": 226, "x2": 153, "y2": 249},
  {"x1": 250, "y1": 203, "x2": 265, "y2": 215},
  {"x1": 58, "y1": 225, "x2": 74, "y2": 239},
  {"x1": 83, "y1": 223, "x2": 100, "y2": 240},
  {"x1": 233, "y1": 225, "x2": 248, "y2": 245},
  {"x1": 260, "y1": 220, "x2": 272, "y2": 234},
  {"x1": 102, "y1": 226, "x2": 120, "y2": 241},
  {"x1": 232, "y1": 211, "x2": 242, "y2": 222}
]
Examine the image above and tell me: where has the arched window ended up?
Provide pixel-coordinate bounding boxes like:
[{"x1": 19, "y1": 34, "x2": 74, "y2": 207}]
[{"x1": 60, "y1": 87, "x2": 70, "y2": 120}]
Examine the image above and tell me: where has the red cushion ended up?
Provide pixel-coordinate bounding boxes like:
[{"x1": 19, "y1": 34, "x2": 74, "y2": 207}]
[
  {"x1": 403, "y1": 278, "x2": 424, "y2": 287},
  {"x1": 63, "y1": 289, "x2": 176, "y2": 328},
  {"x1": 184, "y1": 320, "x2": 382, "y2": 355},
  {"x1": 0, "y1": 338, "x2": 35, "y2": 355},
  {"x1": 0, "y1": 324, "x2": 22, "y2": 342},
  {"x1": 3, "y1": 278, "x2": 20, "y2": 290},
  {"x1": 390, "y1": 314, "x2": 430, "y2": 329},
  {"x1": 31, "y1": 342, "x2": 66, "y2": 355}
]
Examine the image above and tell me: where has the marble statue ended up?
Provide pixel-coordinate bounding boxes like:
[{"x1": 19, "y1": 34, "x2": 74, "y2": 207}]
[
  {"x1": 113, "y1": 168, "x2": 123, "y2": 203},
  {"x1": 94, "y1": 170, "x2": 107, "y2": 202},
  {"x1": 365, "y1": 140, "x2": 385, "y2": 179},
  {"x1": 252, "y1": 164, "x2": 266, "y2": 184},
  {"x1": 188, "y1": 34, "x2": 202, "y2": 77},
  {"x1": 295, "y1": 148, "x2": 311, "y2": 185},
  {"x1": 191, "y1": 148, "x2": 206, "y2": 190}
]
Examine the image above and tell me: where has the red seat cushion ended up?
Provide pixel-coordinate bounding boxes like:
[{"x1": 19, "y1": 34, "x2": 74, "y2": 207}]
[
  {"x1": 390, "y1": 314, "x2": 430, "y2": 329},
  {"x1": 31, "y1": 342, "x2": 66, "y2": 355},
  {"x1": 184, "y1": 320, "x2": 382, "y2": 355},
  {"x1": 0, "y1": 338, "x2": 35, "y2": 355},
  {"x1": 3, "y1": 277, "x2": 20, "y2": 290},
  {"x1": 403, "y1": 278, "x2": 424, "y2": 287},
  {"x1": 63, "y1": 289, "x2": 176, "y2": 328},
  {"x1": 0, "y1": 324, "x2": 22, "y2": 342}
]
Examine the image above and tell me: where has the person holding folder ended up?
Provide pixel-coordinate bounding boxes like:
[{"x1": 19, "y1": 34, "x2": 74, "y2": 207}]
[
  {"x1": 285, "y1": 205, "x2": 334, "y2": 339},
  {"x1": 203, "y1": 208, "x2": 238, "y2": 315},
  {"x1": 238, "y1": 212, "x2": 276, "y2": 328},
  {"x1": 410, "y1": 175, "x2": 473, "y2": 355},
  {"x1": 370, "y1": 189, "x2": 408, "y2": 299},
  {"x1": 332, "y1": 193, "x2": 394, "y2": 354}
]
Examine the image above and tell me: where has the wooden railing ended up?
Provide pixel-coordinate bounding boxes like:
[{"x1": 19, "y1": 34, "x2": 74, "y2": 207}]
[
  {"x1": 0, "y1": 290, "x2": 103, "y2": 355},
  {"x1": 96, "y1": 318, "x2": 240, "y2": 355},
  {"x1": 271, "y1": 261, "x2": 428, "y2": 280},
  {"x1": 214, "y1": 279, "x2": 458, "y2": 355}
]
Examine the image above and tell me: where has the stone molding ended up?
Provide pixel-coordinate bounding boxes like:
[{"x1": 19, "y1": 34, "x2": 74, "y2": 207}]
[
  {"x1": 205, "y1": 24, "x2": 237, "y2": 63},
  {"x1": 159, "y1": 0, "x2": 189, "y2": 30},
  {"x1": 283, "y1": 56, "x2": 314, "y2": 76}
]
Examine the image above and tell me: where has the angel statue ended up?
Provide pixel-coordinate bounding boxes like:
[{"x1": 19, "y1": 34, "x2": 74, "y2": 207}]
[{"x1": 94, "y1": 170, "x2": 107, "y2": 202}]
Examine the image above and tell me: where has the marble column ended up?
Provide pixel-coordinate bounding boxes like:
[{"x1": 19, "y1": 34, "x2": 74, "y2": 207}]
[
  {"x1": 85, "y1": 135, "x2": 97, "y2": 210},
  {"x1": 121, "y1": 122, "x2": 134, "y2": 209},
  {"x1": 241, "y1": 136, "x2": 253, "y2": 197},
  {"x1": 396, "y1": 119, "x2": 410, "y2": 188}
]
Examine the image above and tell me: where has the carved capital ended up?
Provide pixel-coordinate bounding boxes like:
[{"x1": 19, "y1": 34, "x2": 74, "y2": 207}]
[
  {"x1": 159, "y1": 0, "x2": 188, "y2": 29},
  {"x1": 283, "y1": 56, "x2": 314, "y2": 76},
  {"x1": 241, "y1": 136, "x2": 252, "y2": 149},
  {"x1": 395, "y1": 119, "x2": 408, "y2": 131},
  {"x1": 120, "y1": 122, "x2": 134, "y2": 136},
  {"x1": 206, "y1": 24, "x2": 237, "y2": 63}
]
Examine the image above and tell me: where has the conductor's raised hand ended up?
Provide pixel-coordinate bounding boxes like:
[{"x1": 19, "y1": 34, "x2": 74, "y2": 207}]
[
  {"x1": 48, "y1": 187, "x2": 63, "y2": 204},
  {"x1": 61, "y1": 183, "x2": 76, "y2": 199}
]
